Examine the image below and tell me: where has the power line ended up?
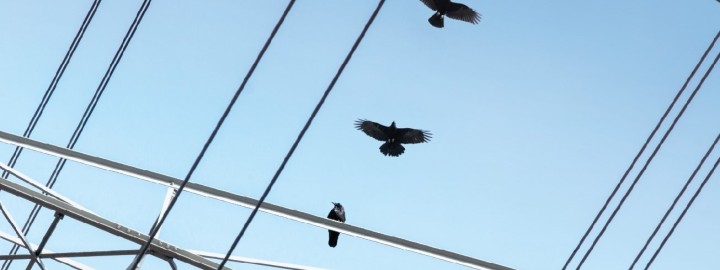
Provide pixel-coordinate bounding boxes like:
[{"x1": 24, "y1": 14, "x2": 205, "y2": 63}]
[
  {"x1": 0, "y1": 1, "x2": 102, "y2": 268},
  {"x1": 574, "y1": 30, "x2": 720, "y2": 269},
  {"x1": 126, "y1": 1, "x2": 296, "y2": 269},
  {"x1": 562, "y1": 29, "x2": 720, "y2": 270},
  {"x1": 5, "y1": 0, "x2": 151, "y2": 268},
  {"x1": 643, "y1": 140, "x2": 720, "y2": 269},
  {"x1": 15, "y1": 0, "x2": 151, "y2": 238},
  {"x1": 630, "y1": 131, "x2": 720, "y2": 269},
  {"x1": 216, "y1": 1, "x2": 386, "y2": 269},
  {"x1": 0, "y1": 0, "x2": 101, "y2": 181}
]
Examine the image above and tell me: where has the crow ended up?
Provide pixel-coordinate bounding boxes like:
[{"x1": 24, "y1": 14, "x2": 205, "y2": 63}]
[
  {"x1": 355, "y1": 119, "x2": 431, "y2": 157},
  {"x1": 420, "y1": 0, "x2": 480, "y2": 28},
  {"x1": 327, "y1": 202, "x2": 346, "y2": 248}
]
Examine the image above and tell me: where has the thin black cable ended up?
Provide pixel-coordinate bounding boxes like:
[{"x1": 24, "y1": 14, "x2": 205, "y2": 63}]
[
  {"x1": 4, "y1": 0, "x2": 149, "y2": 269},
  {"x1": 576, "y1": 35, "x2": 720, "y2": 269},
  {"x1": 0, "y1": 0, "x2": 101, "y2": 181},
  {"x1": 216, "y1": 1, "x2": 385, "y2": 269},
  {"x1": 629, "y1": 131, "x2": 720, "y2": 269},
  {"x1": 126, "y1": 1, "x2": 296, "y2": 269},
  {"x1": 14, "y1": 0, "x2": 151, "y2": 238},
  {"x1": 644, "y1": 140, "x2": 720, "y2": 269},
  {"x1": 562, "y1": 29, "x2": 720, "y2": 270},
  {"x1": 1, "y1": 1, "x2": 102, "y2": 268}
]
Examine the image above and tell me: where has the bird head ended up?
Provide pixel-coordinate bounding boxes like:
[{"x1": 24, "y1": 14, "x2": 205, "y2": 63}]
[
  {"x1": 390, "y1": 121, "x2": 396, "y2": 128},
  {"x1": 332, "y1": 202, "x2": 343, "y2": 209}
]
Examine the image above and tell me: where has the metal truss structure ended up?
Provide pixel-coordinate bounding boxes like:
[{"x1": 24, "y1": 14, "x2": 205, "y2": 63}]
[{"x1": 0, "y1": 131, "x2": 513, "y2": 269}]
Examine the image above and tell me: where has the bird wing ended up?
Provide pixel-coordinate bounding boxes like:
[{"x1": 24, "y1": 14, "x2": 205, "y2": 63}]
[
  {"x1": 355, "y1": 119, "x2": 390, "y2": 141},
  {"x1": 446, "y1": 3, "x2": 480, "y2": 24},
  {"x1": 419, "y1": 0, "x2": 438, "y2": 11},
  {"x1": 396, "y1": 128, "x2": 432, "y2": 144},
  {"x1": 328, "y1": 209, "x2": 340, "y2": 221},
  {"x1": 338, "y1": 210, "x2": 346, "y2": 222}
]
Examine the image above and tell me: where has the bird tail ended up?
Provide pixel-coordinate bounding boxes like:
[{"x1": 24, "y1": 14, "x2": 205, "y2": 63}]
[
  {"x1": 429, "y1": 13, "x2": 444, "y2": 28},
  {"x1": 380, "y1": 142, "x2": 405, "y2": 157},
  {"x1": 328, "y1": 230, "x2": 340, "y2": 247}
]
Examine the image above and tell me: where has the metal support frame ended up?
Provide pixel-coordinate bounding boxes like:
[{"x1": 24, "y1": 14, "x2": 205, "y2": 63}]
[
  {"x1": 26, "y1": 212, "x2": 63, "y2": 270},
  {"x1": 0, "y1": 230, "x2": 91, "y2": 269},
  {"x1": 0, "y1": 200, "x2": 46, "y2": 270},
  {"x1": 0, "y1": 130, "x2": 513, "y2": 270},
  {"x1": 0, "y1": 176, "x2": 230, "y2": 270},
  {"x1": 130, "y1": 187, "x2": 177, "y2": 270}
]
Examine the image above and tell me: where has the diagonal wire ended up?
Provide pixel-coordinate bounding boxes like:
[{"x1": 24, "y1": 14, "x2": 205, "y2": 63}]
[
  {"x1": 126, "y1": 1, "x2": 296, "y2": 269},
  {"x1": 216, "y1": 1, "x2": 385, "y2": 269},
  {"x1": 629, "y1": 131, "x2": 720, "y2": 269},
  {"x1": 1, "y1": 1, "x2": 102, "y2": 269},
  {"x1": 644, "y1": 137, "x2": 720, "y2": 269},
  {"x1": 0, "y1": 0, "x2": 101, "y2": 181},
  {"x1": 575, "y1": 32, "x2": 720, "y2": 269},
  {"x1": 13, "y1": 0, "x2": 151, "y2": 241},
  {"x1": 5, "y1": 0, "x2": 150, "y2": 268},
  {"x1": 562, "y1": 29, "x2": 720, "y2": 270}
]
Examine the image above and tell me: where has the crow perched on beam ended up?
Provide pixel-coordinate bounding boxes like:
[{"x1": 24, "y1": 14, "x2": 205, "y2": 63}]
[
  {"x1": 420, "y1": 0, "x2": 481, "y2": 28},
  {"x1": 355, "y1": 119, "x2": 432, "y2": 157},
  {"x1": 327, "y1": 202, "x2": 346, "y2": 248}
]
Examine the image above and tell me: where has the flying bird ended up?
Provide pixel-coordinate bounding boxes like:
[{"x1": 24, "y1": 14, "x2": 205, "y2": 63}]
[
  {"x1": 355, "y1": 119, "x2": 432, "y2": 157},
  {"x1": 327, "y1": 202, "x2": 346, "y2": 248},
  {"x1": 420, "y1": 0, "x2": 480, "y2": 28}
]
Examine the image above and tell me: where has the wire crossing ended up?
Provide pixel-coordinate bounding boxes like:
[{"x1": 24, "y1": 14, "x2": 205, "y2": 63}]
[
  {"x1": 0, "y1": 1, "x2": 102, "y2": 268},
  {"x1": 562, "y1": 29, "x2": 720, "y2": 270},
  {"x1": 127, "y1": 1, "x2": 297, "y2": 269},
  {"x1": 216, "y1": 0, "x2": 386, "y2": 268},
  {"x1": 630, "y1": 130, "x2": 720, "y2": 269},
  {"x1": 574, "y1": 29, "x2": 720, "y2": 269}
]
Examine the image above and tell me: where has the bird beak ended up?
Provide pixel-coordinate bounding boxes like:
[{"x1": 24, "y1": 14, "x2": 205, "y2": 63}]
[{"x1": 331, "y1": 202, "x2": 337, "y2": 205}]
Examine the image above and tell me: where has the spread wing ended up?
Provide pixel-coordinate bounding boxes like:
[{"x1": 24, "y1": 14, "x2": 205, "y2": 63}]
[
  {"x1": 355, "y1": 119, "x2": 390, "y2": 141},
  {"x1": 446, "y1": 3, "x2": 480, "y2": 24},
  {"x1": 396, "y1": 128, "x2": 432, "y2": 144},
  {"x1": 419, "y1": 0, "x2": 438, "y2": 11}
]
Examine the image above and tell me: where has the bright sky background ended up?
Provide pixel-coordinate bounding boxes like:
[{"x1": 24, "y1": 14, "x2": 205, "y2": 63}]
[{"x1": 1, "y1": 1, "x2": 720, "y2": 269}]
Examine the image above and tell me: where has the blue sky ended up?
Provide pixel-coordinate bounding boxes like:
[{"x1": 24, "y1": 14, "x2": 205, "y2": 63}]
[{"x1": 1, "y1": 0, "x2": 720, "y2": 269}]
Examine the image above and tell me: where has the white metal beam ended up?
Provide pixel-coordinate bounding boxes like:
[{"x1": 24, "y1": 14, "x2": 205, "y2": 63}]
[
  {"x1": 0, "y1": 176, "x2": 230, "y2": 270},
  {"x1": 0, "y1": 130, "x2": 514, "y2": 270}
]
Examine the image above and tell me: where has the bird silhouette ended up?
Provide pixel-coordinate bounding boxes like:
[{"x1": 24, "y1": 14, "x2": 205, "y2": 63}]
[
  {"x1": 355, "y1": 119, "x2": 432, "y2": 157},
  {"x1": 327, "y1": 202, "x2": 346, "y2": 247},
  {"x1": 420, "y1": 0, "x2": 480, "y2": 28}
]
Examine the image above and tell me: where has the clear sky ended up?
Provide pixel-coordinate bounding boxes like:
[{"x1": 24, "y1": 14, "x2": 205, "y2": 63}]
[{"x1": 1, "y1": 0, "x2": 720, "y2": 269}]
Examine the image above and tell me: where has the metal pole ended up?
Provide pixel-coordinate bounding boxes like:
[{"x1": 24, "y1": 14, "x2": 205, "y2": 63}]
[{"x1": 26, "y1": 212, "x2": 63, "y2": 270}]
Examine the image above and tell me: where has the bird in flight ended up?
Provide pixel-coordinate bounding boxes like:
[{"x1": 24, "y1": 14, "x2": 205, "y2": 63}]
[
  {"x1": 355, "y1": 119, "x2": 432, "y2": 157},
  {"x1": 327, "y1": 202, "x2": 346, "y2": 247},
  {"x1": 420, "y1": 0, "x2": 480, "y2": 28}
]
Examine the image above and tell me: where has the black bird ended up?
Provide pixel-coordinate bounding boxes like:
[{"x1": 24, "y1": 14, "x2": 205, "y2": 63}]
[
  {"x1": 420, "y1": 0, "x2": 481, "y2": 28},
  {"x1": 327, "y1": 202, "x2": 346, "y2": 248},
  {"x1": 355, "y1": 119, "x2": 432, "y2": 157}
]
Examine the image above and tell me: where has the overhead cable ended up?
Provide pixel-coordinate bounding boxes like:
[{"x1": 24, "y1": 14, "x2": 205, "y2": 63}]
[
  {"x1": 1, "y1": 1, "x2": 102, "y2": 269},
  {"x1": 630, "y1": 131, "x2": 720, "y2": 269},
  {"x1": 126, "y1": 1, "x2": 296, "y2": 268},
  {"x1": 644, "y1": 136, "x2": 720, "y2": 269},
  {"x1": 574, "y1": 30, "x2": 720, "y2": 269},
  {"x1": 217, "y1": 1, "x2": 385, "y2": 269}
]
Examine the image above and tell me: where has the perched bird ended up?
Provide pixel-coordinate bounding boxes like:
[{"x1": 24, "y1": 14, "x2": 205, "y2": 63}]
[
  {"x1": 355, "y1": 119, "x2": 432, "y2": 157},
  {"x1": 420, "y1": 0, "x2": 480, "y2": 28},
  {"x1": 327, "y1": 202, "x2": 346, "y2": 248}
]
